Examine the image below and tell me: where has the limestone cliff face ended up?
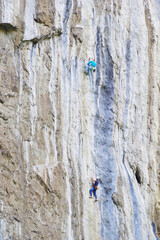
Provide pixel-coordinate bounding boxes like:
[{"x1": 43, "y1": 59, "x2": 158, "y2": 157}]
[{"x1": 0, "y1": 0, "x2": 160, "y2": 239}]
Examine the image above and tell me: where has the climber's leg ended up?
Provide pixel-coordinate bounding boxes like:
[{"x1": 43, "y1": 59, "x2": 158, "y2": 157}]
[
  {"x1": 89, "y1": 187, "x2": 94, "y2": 198},
  {"x1": 91, "y1": 71, "x2": 94, "y2": 91},
  {"x1": 93, "y1": 189, "x2": 97, "y2": 200},
  {"x1": 88, "y1": 69, "x2": 92, "y2": 90}
]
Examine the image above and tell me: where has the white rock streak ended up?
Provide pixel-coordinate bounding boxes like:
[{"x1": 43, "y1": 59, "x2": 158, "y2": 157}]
[{"x1": 24, "y1": 0, "x2": 36, "y2": 40}]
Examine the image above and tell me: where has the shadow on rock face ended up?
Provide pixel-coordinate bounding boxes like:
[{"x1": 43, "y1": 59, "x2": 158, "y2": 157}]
[
  {"x1": 135, "y1": 167, "x2": 143, "y2": 185},
  {"x1": 0, "y1": 23, "x2": 17, "y2": 32}
]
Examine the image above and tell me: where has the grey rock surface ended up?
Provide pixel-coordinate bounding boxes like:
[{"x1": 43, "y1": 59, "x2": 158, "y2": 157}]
[{"x1": 0, "y1": 0, "x2": 159, "y2": 239}]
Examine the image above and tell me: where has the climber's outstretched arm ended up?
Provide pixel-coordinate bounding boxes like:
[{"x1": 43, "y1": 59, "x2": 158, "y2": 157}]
[{"x1": 91, "y1": 177, "x2": 95, "y2": 183}]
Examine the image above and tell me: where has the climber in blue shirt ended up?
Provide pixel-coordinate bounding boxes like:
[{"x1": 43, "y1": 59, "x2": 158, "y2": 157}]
[{"x1": 89, "y1": 177, "x2": 100, "y2": 202}]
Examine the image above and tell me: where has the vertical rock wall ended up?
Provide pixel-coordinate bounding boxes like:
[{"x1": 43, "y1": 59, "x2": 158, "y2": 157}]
[{"x1": 0, "y1": 0, "x2": 159, "y2": 239}]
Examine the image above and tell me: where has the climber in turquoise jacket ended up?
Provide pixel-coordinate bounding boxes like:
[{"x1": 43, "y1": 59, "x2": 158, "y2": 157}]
[
  {"x1": 84, "y1": 60, "x2": 96, "y2": 90},
  {"x1": 87, "y1": 60, "x2": 96, "y2": 71}
]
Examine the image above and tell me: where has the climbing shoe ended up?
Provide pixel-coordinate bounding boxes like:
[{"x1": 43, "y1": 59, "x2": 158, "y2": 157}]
[
  {"x1": 89, "y1": 196, "x2": 92, "y2": 199},
  {"x1": 95, "y1": 199, "x2": 98, "y2": 202}
]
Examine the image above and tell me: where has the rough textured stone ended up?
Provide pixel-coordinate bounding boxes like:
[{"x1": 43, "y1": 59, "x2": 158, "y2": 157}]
[{"x1": 0, "y1": 0, "x2": 159, "y2": 239}]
